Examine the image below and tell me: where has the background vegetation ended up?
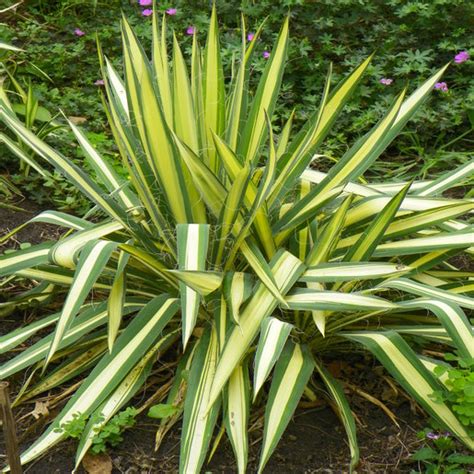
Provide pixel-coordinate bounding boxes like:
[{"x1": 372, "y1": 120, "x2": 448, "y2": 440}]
[{"x1": 1, "y1": 0, "x2": 473, "y2": 213}]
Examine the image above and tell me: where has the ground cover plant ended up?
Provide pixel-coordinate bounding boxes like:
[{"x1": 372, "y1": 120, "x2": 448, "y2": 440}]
[{"x1": 0, "y1": 7, "x2": 473, "y2": 473}]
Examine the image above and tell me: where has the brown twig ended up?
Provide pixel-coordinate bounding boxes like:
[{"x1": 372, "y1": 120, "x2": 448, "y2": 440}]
[{"x1": 0, "y1": 381, "x2": 22, "y2": 473}]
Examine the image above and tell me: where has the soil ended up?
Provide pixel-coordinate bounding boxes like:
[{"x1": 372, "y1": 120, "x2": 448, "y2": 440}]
[
  {"x1": 3, "y1": 398, "x2": 425, "y2": 474},
  {"x1": 0, "y1": 199, "x2": 61, "y2": 249}
]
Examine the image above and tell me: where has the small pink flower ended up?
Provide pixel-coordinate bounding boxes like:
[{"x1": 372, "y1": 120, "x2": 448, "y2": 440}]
[
  {"x1": 263, "y1": 50, "x2": 270, "y2": 59},
  {"x1": 142, "y1": 8, "x2": 153, "y2": 16},
  {"x1": 434, "y1": 82, "x2": 448, "y2": 92},
  {"x1": 247, "y1": 32, "x2": 255, "y2": 42},
  {"x1": 379, "y1": 78, "x2": 393, "y2": 86},
  {"x1": 94, "y1": 79, "x2": 105, "y2": 86},
  {"x1": 139, "y1": 0, "x2": 152, "y2": 5},
  {"x1": 74, "y1": 28, "x2": 85, "y2": 37},
  {"x1": 454, "y1": 50, "x2": 469, "y2": 64},
  {"x1": 166, "y1": 8, "x2": 177, "y2": 15},
  {"x1": 186, "y1": 26, "x2": 196, "y2": 35}
]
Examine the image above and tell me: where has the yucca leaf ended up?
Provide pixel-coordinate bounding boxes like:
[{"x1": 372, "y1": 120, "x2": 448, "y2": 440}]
[
  {"x1": 253, "y1": 316, "x2": 293, "y2": 399},
  {"x1": 343, "y1": 194, "x2": 468, "y2": 228},
  {"x1": 17, "y1": 295, "x2": 179, "y2": 466},
  {"x1": 49, "y1": 220, "x2": 122, "y2": 269},
  {"x1": 152, "y1": 13, "x2": 173, "y2": 123},
  {"x1": 338, "y1": 202, "x2": 474, "y2": 250},
  {"x1": 44, "y1": 240, "x2": 117, "y2": 369},
  {"x1": 258, "y1": 342, "x2": 314, "y2": 473},
  {"x1": 0, "y1": 243, "x2": 52, "y2": 278},
  {"x1": 238, "y1": 17, "x2": 289, "y2": 165},
  {"x1": 208, "y1": 250, "x2": 305, "y2": 410},
  {"x1": 177, "y1": 224, "x2": 210, "y2": 348},
  {"x1": 122, "y1": 16, "x2": 201, "y2": 223},
  {"x1": 226, "y1": 114, "x2": 277, "y2": 265},
  {"x1": 75, "y1": 331, "x2": 178, "y2": 468},
  {"x1": 223, "y1": 272, "x2": 254, "y2": 325},
  {"x1": 270, "y1": 56, "x2": 372, "y2": 206},
  {"x1": 225, "y1": 362, "x2": 250, "y2": 474},
  {"x1": 29, "y1": 210, "x2": 92, "y2": 231},
  {"x1": 68, "y1": 119, "x2": 140, "y2": 211},
  {"x1": 214, "y1": 165, "x2": 251, "y2": 266},
  {"x1": 398, "y1": 299, "x2": 474, "y2": 360},
  {"x1": 285, "y1": 288, "x2": 397, "y2": 311},
  {"x1": 373, "y1": 229, "x2": 473, "y2": 257},
  {"x1": 378, "y1": 278, "x2": 474, "y2": 309},
  {"x1": 344, "y1": 183, "x2": 410, "y2": 262},
  {"x1": 168, "y1": 270, "x2": 223, "y2": 296},
  {"x1": 0, "y1": 311, "x2": 60, "y2": 354},
  {"x1": 203, "y1": 6, "x2": 225, "y2": 173},
  {"x1": 18, "y1": 341, "x2": 108, "y2": 405},
  {"x1": 107, "y1": 248, "x2": 130, "y2": 351},
  {"x1": 212, "y1": 131, "x2": 276, "y2": 258},
  {"x1": 0, "y1": 106, "x2": 128, "y2": 224},
  {"x1": 343, "y1": 331, "x2": 474, "y2": 450},
  {"x1": 301, "y1": 262, "x2": 410, "y2": 282},
  {"x1": 180, "y1": 327, "x2": 220, "y2": 474},
  {"x1": 314, "y1": 360, "x2": 359, "y2": 472},
  {"x1": 306, "y1": 195, "x2": 352, "y2": 266},
  {"x1": 415, "y1": 160, "x2": 474, "y2": 197},
  {"x1": 279, "y1": 92, "x2": 405, "y2": 230}
]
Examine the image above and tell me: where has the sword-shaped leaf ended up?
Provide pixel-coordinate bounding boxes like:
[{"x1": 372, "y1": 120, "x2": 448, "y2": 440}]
[
  {"x1": 378, "y1": 278, "x2": 474, "y2": 309},
  {"x1": 168, "y1": 270, "x2": 223, "y2": 296},
  {"x1": 398, "y1": 299, "x2": 474, "y2": 360},
  {"x1": 314, "y1": 359, "x2": 359, "y2": 472},
  {"x1": 344, "y1": 183, "x2": 410, "y2": 262},
  {"x1": 17, "y1": 295, "x2": 179, "y2": 466},
  {"x1": 0, "y1": 300, "x2": 144, "y2": 379},
  {"x1": 208, "y1": 250, "x2": 305, "y2": 410},
  {"x1": 180, "y1": 327, "x2": 220, "y2": 474},
  {"x1": 238, "y1": 18, "x2": 289, "y2": 165},
  {"x1": 223, "y1": 272, "x2": 254, "y2": 325},
  {"x1": 45, "y1": 240, "x2": 117, "y2": 369},
  {"x1": 253, "y1": 316, "x2": 293, "y2": 399},
  {"x1": 285, "y1": 288, "x2": 397, "y2": 311},
  {"x1": 107, "y1": 248, "x2": 131, "y2": 351},
  {"x1": 225, "y1": 362, "x2": 250, "y2": 474},
  {"x1": 301, "y1": 262, "x2": 410, "y2": 282},
  {"x1": 75, "y1": 331, "x2": 178, "y2": 468},
  {"x1": 177, "y1": 224, "x2": 210, "y2": 348},
  {"x1": 0, "y1": 243, "x2": 52, "y2": 278},
  {"x1": 258, "y1": 342, "x2": 314, "y2": 473},
  {"x1": 343, "y1": 331, "x2": 474, "y2": 450}
]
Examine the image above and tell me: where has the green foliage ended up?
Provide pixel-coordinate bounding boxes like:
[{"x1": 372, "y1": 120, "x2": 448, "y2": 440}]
[
  {"x1": 90, "y1": 407, "x2": 137, "y2": 454},
  {"x1": 433, "y1": 355, "x2": 474, "y2": 436},
  {"x1": 56, "y1": 407, "x2": 137, "y2": 454},
  {"x1": 148, "y1": 403, "x2": 181, "y2": 420},
  {"x1": 56, "y1": 412, "x2": 87, "y2": 439},
  {"x1": 410, "y1": 429, "x2": 474, "y2": 474}
]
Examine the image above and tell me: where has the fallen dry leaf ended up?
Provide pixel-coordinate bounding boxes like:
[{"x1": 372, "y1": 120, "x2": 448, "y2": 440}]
[
  {"x1": 82, "y1": 452, "x2": 113, "y2": 474},
  {"x1": 68, "y1": 116, "x2": 87, "y2": 125}
]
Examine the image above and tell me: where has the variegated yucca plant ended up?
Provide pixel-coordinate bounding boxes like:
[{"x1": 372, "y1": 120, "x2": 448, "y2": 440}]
[{"x1": 0, "y1": 8, "x2": 473, "y2": 472}]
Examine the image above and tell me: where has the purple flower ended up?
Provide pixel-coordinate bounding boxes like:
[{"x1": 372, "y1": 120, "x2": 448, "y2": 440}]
[
  {"x1": 434, "y1": 82, "x2": 448, "y2": 92},
  {"x1": 454, "y1": 50, "x2": 469, "y2": 64},
  {"x1": 94, "y1": 79, "x2": 105, "y2": 86},
  {"x1": 142, "y1": 8, "x2": 153, "y2": 16},
  {"x1": 379, "y1": 78, "x2": 393, "y2": 86},
  {"x1": 166, "y1": 8, "x2": 177, "y2": 15},
  {"x1": 247, "y1": 32, "x2": 255, "y2": 42},
  {"x1": 426, "y1": 432, "x2": 441, "y2": 440},
  {"x1": 139, "y1": 0, "x2": 152, "y2": 5},
  {"x1": 74, "y1": 28, "x2": 85, "y2": 37},
  {"x1": 263, "y1": 50, "x2": 270, "y2": 59},
  {"x1": 186, "y1": 26, "x2": 196, "y2": 35}
]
